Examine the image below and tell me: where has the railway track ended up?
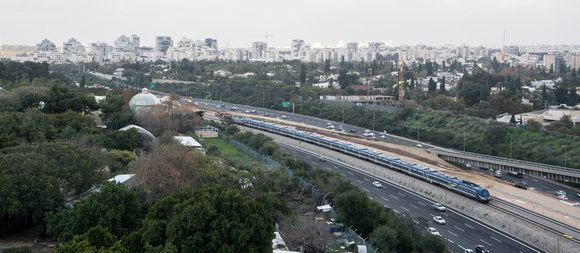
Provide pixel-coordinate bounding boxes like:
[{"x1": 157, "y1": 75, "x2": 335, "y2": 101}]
[{"x1": 490, "y1": 199, "x2": 580, "y2": 245}]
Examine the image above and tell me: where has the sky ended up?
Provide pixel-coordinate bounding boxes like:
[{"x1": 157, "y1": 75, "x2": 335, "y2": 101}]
[{"x1": 1, "y1": 0, "x2": 579, "y2": 49}]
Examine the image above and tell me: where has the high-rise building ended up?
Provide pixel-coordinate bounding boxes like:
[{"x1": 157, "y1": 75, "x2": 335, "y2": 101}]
[
  {"x1": 570, "y1": 55, "x2": 580, "y2": 72},
  {"x1": 205, "y1": 38, "x2": 218, "y2": 49},
  {"x1": 63, "y1": 38, "x2": 85, "y2": 56},
  {"x1": 544, "y1": 54, "x2": 565, "y2": 73},
  {"x1": 155, "y1": 36, "x2": 173, "y2": 54},
  {"x1": 291, "y1": 39, "x2": 305, "y2": 57},
  {"x1": 114, "y1": 34, "x2": 140, "y2": 53},
  {"x1": 36, "y1": 39, "x2": 57, "y2": 52},
  {"x1": 252, "y1": 41, "x2": 267, "y2": 59},
  {"x1": 90, "y1": 42, "x2": 113, "y2": 58}
]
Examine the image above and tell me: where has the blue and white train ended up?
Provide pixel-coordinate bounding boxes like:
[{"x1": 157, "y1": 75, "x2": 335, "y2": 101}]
[{"x1": 234, "y1": 117, "x2": 491, "y2": 203}]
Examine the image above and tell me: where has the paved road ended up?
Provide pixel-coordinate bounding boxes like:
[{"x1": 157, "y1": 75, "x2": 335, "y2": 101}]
[
  {"x1": 187, "y1": 97, "x2": 580, "y2": 204},
  {"x1": 472, "y1": 165, "x2": 580, "y2": 203},
  {"x1": 278, "y1": 144, "x2": 545, "y2": 253}
]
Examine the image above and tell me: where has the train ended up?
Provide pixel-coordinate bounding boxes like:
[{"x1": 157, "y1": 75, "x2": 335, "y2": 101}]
[{"x1": 233, "y1": 117, "x2": 491, "y2": 203}]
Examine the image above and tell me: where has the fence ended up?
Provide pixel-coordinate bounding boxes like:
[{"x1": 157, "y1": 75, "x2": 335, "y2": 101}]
[{"x1": 218, "y1": 129, "x2": 376, "y2": 252}]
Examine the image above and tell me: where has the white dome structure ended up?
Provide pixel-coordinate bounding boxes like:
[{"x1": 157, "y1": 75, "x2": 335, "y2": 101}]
[{"x1": 129, "y1": 88, "x2": 161, "y2": 112}]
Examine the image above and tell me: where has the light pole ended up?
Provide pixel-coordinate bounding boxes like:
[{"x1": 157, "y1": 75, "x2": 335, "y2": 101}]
[
  {"x1": 463, "y1": 122, "x2": 466, "y2": 152},
  {"x1": 445, "y1": 185, "x2": 449, "y2": 251},
  {"x1": 417, "y1": 113, "x2": 420, "y2": 142}
]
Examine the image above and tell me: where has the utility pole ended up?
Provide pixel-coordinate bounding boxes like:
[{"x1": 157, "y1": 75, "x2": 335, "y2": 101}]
[
  {"x1": 417, "y1": 114, "x2": 420, "y2": 142},
  {"x1": 463, "y1": 122, "x2": 466, "y2": 152},
  {"x1": 446, "y1": 186, "x2": 449, "y2": 251},
  {"x1": 262, "y1": 86, "x2": 265, "y2": 108},
  {"x1": 373, "y1": 110, "x2": 376, "y2": 131},
  {"x1": 342, "y1": 101, "x2": 345, "y2": 124}
]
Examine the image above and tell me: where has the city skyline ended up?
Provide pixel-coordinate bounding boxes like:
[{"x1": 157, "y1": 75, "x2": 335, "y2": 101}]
[{"x1": 2, "y1": 0, "x2": 579, "y2": 48}]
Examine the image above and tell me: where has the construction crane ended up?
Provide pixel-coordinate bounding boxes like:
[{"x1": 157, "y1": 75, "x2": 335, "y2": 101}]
[
  {"x1": 398, "y1": 58, "x2": 405, "y2": 106},
  {"x1": 250, "y1": 33, "x2": 273, "y2": 46}
]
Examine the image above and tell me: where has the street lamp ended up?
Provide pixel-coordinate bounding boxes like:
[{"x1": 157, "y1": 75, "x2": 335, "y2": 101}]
[{"x1": 463, "y1": 122, "x2": 466, "y2": 152}]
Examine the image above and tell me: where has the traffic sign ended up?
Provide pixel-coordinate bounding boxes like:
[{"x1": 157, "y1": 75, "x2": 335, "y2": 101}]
[
  {"x1": 150, "y1": 84, "x2": 155, "y2": 88},
  {"x1": 283, "y1": 102, "x2": 290, "y2": 107}
]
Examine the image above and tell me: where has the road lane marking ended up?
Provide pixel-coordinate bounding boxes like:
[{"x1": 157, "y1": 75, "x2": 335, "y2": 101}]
[
  {"x1": 384, "y1": 204, "x2": 390, "y2": 208},
  {"x1": 454, "y1": 226, "x2": 465, "y2": 232},
  {"x1": 490, "y1": 236, "x2": 502, "y2": 243},
  {"x1": 446, "y1": 238, "x2": 454, "y2": 244},
  {"x1": 363, "y1": 188, "x2": 370, "y2": 193},
  {"x1": 449, "y1": 231, "x2": 458, "y2": 237},
  {"x1": 393, "y1": 209, "x2": 399, "y2": 213},
  {"x1": 389, "y1": 194, "x2": 399, "y2": 200},
  {"x1": 409, "y1": 204, "x2": 418, "y2": 209},
  {"x1": 381, "y1": 197, "x2": 389, "y2": 201},
  {"x1": 464, "y1": 223, "x2": 475, "y2": 229},
  {"x1": 398, "y1": 192, "x2": 405, "y2": 197},
  {"x1": 401, "y1": 207, "x2": 409, "y2": 212},
  {"x1": 356, "y1": 179, "x2": 362, "y2": 183},
  {"x1": 340, "y1": 173, "x2": 346, "y2": 177},
  {"x1": 347, "y1": 171, "x2": 354, "y2": 175},
  {"x1": 363, "y1": 178, "x2": 370, "y2": 181},
  {"x1": 480, "y1": 239, "x2": 492, "y2": 246},
  {"x1": 418, "y1": 202, "x2": 426, "y2": 206}
]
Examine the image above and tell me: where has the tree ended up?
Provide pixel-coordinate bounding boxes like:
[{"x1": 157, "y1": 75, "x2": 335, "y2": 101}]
[
  {"x1": 46, "y1": 182, "x2": 148, "y2": 241},
  {"x1": 369, "y1": 225, "x2": 398, "y2": 252},
  {"x1": 80, "y1": 75, "x2": 86, "y2": 87},
  {"x1": 162, "y1": 92, "x2": 181, "y2": 115},
  {"x1": 438, "y1": 76, "x2": 446, "y2": 95},
  {"x1": 139, "y1": 186, "x2": 274, "y2": 253},
  {"x1": 43, "y1": 84, "x2": 99, "y2": 115},
  {"x1": 299, "y1": 63, "x2": 306, "y2": 84},
  {"x1": 428, "y1": 77, "x2": 437, "y2": 97},
  {"x1": 53, "y1": 226, "x2": 129, "y2": 253},
  {"x1": 333, "y1": 189, "x2": 389, "y2": 236},
  {"x1": 131, "y1": 144, "x2": 223, "y2": 201}
]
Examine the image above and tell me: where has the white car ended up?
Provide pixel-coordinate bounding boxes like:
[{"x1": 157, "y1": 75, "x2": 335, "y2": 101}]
[
  {"x1": 372, "y1": 181, "x2": 382, "y2": 188},
  {"x1": 363, "y1": 133, "x2": 370, "y2": 137},
  {"x1": 464, "y1": 250, "x2": 475, "y2": 253},
  {"x1": 433, "y1": 216, "x2": 445, "y2": 225},
  {"x1": 281, "y1": 115, "x2": 287, "y2": 119},
  {"x1": 433, "y1": 203, "x2": 446, "y2": 212},
  {"x1": 427, "y1": 227, "x2": 441, "y2": 236},
  {"x1": 555, "y1": 190, "x2": 566, "y2": 196},
  {"x1": 364, "y1": 129, "x2": 371, "y2": 133},
  {"x1": 244, "y1": 110, "x2": 250, "y2": 113}
]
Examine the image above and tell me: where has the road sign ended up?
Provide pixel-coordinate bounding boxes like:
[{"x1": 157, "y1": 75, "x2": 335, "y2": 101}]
[
  {"x1": 283, "y1": 102, "x2": 290, "y2": 107},
  {"x1": 150, "y1": 84, "x2": 155, "y2": 88}
]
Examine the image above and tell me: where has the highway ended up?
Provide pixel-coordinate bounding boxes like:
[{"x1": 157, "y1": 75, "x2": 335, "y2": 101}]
[
  {"x1": 277, "y1": 143, "x2": 545, "y2": 253},
  {"x1": 187, "y1": 97, "x2": 579, "y2": 203}
]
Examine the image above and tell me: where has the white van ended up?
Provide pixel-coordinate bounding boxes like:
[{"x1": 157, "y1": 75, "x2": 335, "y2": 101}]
[{"x1": 495, "y1": 170, "x2": 503, "y2": 178}]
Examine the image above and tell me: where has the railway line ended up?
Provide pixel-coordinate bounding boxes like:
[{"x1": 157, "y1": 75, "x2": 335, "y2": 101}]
[{"x1": 490, "y1": 199, "x2": 580, "y2": 245}]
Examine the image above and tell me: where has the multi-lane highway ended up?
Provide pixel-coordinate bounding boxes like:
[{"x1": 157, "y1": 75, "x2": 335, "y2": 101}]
[
  {"x1": 278, "y1": 143, "x2": 544, "y2": 253},
  {"x1": 187, "y1": 97, "x2": 579, "y2": 203}
]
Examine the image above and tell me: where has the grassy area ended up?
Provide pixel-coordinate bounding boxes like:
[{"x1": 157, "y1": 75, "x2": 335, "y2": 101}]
[{"x1": 200, "y1": 137, "x2": 257, "y2": 165}]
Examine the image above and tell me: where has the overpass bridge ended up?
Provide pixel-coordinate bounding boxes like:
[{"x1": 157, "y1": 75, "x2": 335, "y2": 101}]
[{"x1": 428, "y1": 148, "x2": 580, "y2": 184}]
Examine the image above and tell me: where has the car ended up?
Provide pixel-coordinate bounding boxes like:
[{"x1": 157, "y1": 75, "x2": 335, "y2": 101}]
[
  {"x1": 427, "y1": 227, "x2": 440, "y2": 236},
  {"x1": 230, "y1": 107, "x2": 237, "y2": 110},
  {"x1": 433, "y1": 203, "x2": 446, "y2": 211},
  {"x1": 349, "y1": 129, "x2": 357, "y2": 133},
  {"x1": 520, "y1": 181, "x2": 527, "y2": 186},
  {"x1": 250, "y1": 109, "x2": 256, "y2": 113},
  {"x1": 558, "y1": 195, "x2": 568, "y2": 200},
  {"x1": 416, "y1": 144, "x2": 423, "y2": 147},
  {"x1": 513, "y1": 183, "x2": 527, "y2": 190},
  {"x1": 464, "y1": 250, "x2": 475, "y2": 253},
  {"x1": 326, "y1": 122, "x2": 332, "y2": 126},
  {"x1": 244, "y1": 110, "x2": 250, "y2": 113},
  {"x1": 281, "y1": 115, "x2": 287, "y2": 119},
  {"x1": 319, "y1": 157, "x2": 326, "y2": 162},
  {"x1": 364, "y1": 129, "x2": 371, "y2": 133},
  {"x1": 433, "y1": 216, "x2": 445, "y2": 225},
  {"x1": 466, "y1": 164, "x2": 472, "y2": 168},
  {"x1": 327, "y1": 125, "x2": 335, "y2": 129},
  {"x1": 474, "y1": 245, "x2": 489, "y2": 253},
  {"x1": 577, "y1": 192, "x2": 580, "y2": 198},
  {"x1": 555, "y1": 190, "x2": 566, "y2": 196},
  {"x1": 372, "y1": 181, "x2": 382, "y2": 188}
]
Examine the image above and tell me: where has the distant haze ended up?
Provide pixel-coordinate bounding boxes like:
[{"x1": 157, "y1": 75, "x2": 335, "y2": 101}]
[{"x1": 2, "y1": 0, "x2": 579, "y2": 48}]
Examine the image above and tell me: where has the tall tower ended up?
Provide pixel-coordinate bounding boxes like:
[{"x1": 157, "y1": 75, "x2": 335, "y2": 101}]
[{"x1": 398, "y1": 59, "x2": 405, "y2": 106}]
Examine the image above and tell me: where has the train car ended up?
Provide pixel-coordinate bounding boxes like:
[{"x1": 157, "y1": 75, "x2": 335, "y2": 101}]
[{"x1": 238, "y1": 118, "x2": 491, "y2": 203}]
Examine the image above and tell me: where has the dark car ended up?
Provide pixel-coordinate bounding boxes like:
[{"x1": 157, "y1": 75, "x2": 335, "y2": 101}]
[
  {"x1": 513, "y1": 183, "x2": 527, "y2": 190},
  {"x1": 349, "y1": 129, "x2": 357, "y2": 133},
  {"x1": 475, "y1": 245, "x2": 489, "y2": 253}
]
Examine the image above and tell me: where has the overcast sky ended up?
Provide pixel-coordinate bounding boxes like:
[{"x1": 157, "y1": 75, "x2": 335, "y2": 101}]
[{"x1": 1, "y1": 0, "x2": 579, "y2": 48}]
